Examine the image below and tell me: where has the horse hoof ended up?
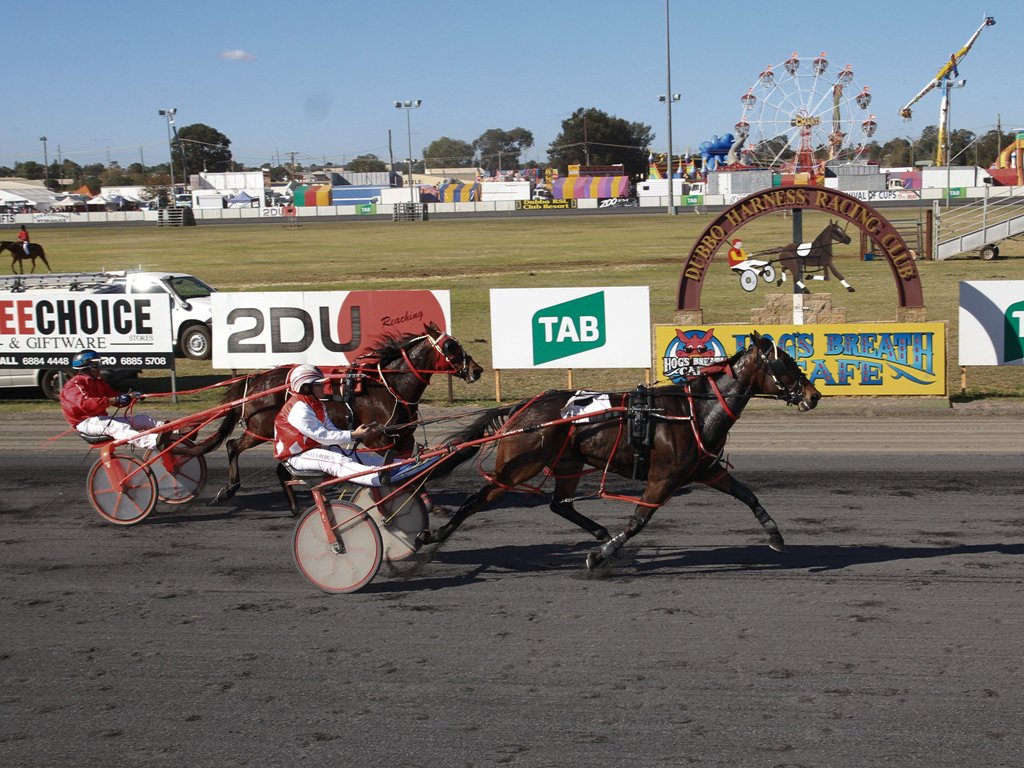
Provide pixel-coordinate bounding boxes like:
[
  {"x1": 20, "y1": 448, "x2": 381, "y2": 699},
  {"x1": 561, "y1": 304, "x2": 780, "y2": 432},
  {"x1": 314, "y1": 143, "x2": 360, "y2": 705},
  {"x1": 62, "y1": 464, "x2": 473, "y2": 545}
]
[
  {"x1": 768, "y1": 533, "x2": 785, "y2": 553},
  {"x1": 585, "y1": 551, "x2": 604, "y2": 571},
  {"x1": 415, "y1": 530, "x2": 435, "y2": 547},
  {"x1": 847, "y1": 287, "x2": 856, "y2": 293}
]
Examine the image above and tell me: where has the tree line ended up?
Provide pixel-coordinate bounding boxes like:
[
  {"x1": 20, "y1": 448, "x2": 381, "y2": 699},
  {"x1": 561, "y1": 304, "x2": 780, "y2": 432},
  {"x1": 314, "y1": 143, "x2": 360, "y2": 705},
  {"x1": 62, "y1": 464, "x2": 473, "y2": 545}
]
[{"x1": 4, "y1": 109, "x2": 1018, "y2": 192}]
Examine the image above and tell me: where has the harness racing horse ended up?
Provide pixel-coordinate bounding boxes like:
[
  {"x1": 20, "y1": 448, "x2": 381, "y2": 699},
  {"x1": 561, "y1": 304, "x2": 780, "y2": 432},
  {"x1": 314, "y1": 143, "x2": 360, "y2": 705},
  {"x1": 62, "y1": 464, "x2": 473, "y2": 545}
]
[
  {"x1": 179, "y1": 323, "x2": 483, "y2": 512},
  {"x1": 775, "y1": 220, "x2": 854, "y2": 294},
  {"x1": 1, "y1": 241, "x2": 51, "y2": 274},
  {"x1": 422, "y1": 331, "x2": 820, "y2": 571}
]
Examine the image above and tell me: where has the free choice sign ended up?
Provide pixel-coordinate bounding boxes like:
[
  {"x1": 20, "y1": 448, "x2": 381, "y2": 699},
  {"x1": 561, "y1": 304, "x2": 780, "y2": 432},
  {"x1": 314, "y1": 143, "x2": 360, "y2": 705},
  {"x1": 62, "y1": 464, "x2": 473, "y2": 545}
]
[
  {"x1": 959, "y1": 281, "x2": 1024, "y2": 365},
  {"x1": 212, "y1": 290, "x2": 451, "y2": 369},
  {"x1": 0, "y1": 292, "x2": 174, "y2": 369},
  {"x1": 490, "y1": 287, "x2": 650, "y2": 369},
  {"x1": 653, "y1": 323, "x2": 947, "y2": 395}
]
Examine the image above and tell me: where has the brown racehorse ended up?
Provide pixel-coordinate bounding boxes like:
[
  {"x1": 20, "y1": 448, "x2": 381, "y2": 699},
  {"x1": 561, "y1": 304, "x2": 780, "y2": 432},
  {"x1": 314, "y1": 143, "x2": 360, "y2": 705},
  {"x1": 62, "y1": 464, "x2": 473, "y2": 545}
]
[
  {"x1": 422, "y1": 331, "x2": 820, "y2": 570},
  {"x1": 775, "y1": 220, "x2": 854, "y2": 294},
  {"x1": 1, "y1": 241, "x2": 51, "y2": 274},
  {"x1": 177, "y1": 323, "x2": 483, "y2": 512}
]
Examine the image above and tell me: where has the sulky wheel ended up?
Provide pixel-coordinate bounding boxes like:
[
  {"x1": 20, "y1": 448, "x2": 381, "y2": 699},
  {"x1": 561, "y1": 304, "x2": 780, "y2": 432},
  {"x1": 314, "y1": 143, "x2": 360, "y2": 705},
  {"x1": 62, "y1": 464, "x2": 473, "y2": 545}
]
[
  {"x1": 292, "y1": 501, "x2": 382, "y2": 594},
  {"x1": 86, "y1": 454, "x2": 158, "y2": 525},
  {"x1": 347, "y1": 486, "x2": 429, "y2": 562},
  {"x1": 740, "y1": 270, "x2": 758, "y2": 292},
  {"x1": 144, "y1": 439, "x2": 208, "y2": 505},
  {"x1": 761, "y1": 264, "x2": 777, "y2": 283}
]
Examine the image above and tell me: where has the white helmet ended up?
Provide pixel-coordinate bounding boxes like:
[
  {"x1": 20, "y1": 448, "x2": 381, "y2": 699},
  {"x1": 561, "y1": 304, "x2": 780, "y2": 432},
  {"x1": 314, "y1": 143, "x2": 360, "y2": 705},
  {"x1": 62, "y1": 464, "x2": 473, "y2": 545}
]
[{"x1": 287, "y1": 364, "x2": 324, "y2": 394}]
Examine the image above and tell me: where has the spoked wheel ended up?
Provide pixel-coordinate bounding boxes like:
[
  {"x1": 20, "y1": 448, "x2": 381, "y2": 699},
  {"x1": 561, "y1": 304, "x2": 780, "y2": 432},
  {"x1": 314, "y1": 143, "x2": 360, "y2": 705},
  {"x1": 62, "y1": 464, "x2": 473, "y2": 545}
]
[
  {"x1": 144, "y1": 438, "x2": 208, "y2": 505},
  {"x1": 348, "y1": 486, "x2": 429, "y2": 562},
  {"x1": 86, "y1": 454, "x2": 158, "y2": 525},
  {"x1": 292, "y1": 501, "x2": 382, "y2": 594}
]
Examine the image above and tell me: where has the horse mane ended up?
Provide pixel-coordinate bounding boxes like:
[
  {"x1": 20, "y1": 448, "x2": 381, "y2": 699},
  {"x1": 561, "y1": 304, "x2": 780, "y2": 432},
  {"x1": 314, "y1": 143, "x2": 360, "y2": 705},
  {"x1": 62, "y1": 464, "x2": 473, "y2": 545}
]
[{"x1": 355, "y1": 331, "x2": 422, "y2": 366}]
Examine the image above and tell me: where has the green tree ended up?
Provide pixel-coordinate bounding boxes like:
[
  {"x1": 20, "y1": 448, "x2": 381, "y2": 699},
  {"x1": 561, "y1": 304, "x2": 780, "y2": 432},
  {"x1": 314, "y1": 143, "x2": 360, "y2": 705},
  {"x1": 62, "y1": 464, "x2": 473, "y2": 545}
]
[
  {"x1": 546, "y1": 108, "x2": 651, "y2": 176},
  {"x1": 976, "y1": 128, "x2": 1018, "y2": 168},
  {"x1": 346, "y1": 154, "x2": 388, "y2": 173},
  {"x1": 473, "y1": 128, "x2": 534, "y2": 174},
  {"x1": 173, "y1": 123, "x2": 233, "y2": 177},
  {"x1": 424, "y1": 137, "x2": 475, "y2": 168},
  {"x1": 15, "y1": 161, "x2": 44, "y2": 180}
]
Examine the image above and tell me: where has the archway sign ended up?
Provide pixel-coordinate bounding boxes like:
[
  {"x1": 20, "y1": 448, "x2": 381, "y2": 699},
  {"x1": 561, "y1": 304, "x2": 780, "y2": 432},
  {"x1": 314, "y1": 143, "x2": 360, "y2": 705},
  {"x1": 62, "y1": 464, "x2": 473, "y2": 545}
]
[{"x1": 675, "y1": 186, "x2": 924, "y2": 322}]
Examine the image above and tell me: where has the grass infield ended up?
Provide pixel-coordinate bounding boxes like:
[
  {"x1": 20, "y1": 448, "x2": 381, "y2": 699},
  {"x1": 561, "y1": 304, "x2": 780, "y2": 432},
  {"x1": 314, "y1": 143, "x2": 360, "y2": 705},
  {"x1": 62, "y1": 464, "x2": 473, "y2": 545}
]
[{"x1": 5, "y1": 210, "x2": 1023, "y2": 411}]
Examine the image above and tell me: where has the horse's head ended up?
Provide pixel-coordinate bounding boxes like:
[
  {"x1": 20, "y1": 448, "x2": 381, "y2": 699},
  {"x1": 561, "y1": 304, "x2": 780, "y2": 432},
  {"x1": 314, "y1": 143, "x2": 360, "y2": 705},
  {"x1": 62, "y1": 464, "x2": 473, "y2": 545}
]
[
  {"x1": 828, "y1": 219, "x2": 852, "y2": 246},
  {"x1": 423, "y1": 322, "x2": 483, "y2": 383},
  {"x1": 745, "y1": 330, "x2": 820, "y2": 411}
]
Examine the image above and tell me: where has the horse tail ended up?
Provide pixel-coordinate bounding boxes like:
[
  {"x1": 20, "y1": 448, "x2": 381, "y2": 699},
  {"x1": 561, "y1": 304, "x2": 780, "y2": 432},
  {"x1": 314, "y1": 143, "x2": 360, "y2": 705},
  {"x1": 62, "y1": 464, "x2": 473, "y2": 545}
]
[
  {"x1": 172, "y1": 394, "x2": 243, "y2": 457},
  {"x1": 428, "y1": 403, "x2": 519, "y2": 479}
]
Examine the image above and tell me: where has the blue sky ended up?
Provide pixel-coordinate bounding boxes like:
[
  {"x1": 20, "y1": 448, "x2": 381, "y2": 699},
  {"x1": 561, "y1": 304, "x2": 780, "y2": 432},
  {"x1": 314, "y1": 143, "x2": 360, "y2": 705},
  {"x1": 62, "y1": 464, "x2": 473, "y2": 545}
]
[{"x1": 9, "y1": 0, "x2": 1022, "y2": 170}]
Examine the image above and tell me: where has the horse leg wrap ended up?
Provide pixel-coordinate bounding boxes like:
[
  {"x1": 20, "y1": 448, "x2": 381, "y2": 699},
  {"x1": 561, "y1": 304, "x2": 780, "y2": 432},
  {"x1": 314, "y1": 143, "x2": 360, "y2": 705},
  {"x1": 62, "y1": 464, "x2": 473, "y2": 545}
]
[{"x1": 599, "y1": 532, "x2": 628, "y2": 560}]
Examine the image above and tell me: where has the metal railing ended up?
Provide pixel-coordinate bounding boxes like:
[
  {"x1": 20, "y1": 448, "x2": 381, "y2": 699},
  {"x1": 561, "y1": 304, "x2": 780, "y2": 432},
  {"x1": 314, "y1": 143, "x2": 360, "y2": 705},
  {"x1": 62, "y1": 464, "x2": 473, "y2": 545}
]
[{"x1": 934, "y1": 185, "x2": 1024, "y2": 259}]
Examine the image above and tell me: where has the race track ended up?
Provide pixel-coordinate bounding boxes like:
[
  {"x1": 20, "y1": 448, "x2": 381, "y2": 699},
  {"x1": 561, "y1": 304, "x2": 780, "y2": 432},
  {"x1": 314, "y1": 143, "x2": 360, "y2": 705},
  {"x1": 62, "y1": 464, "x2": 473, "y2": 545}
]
[{"x1": 2, "y1": 402, "x2": 1023, "y2": 767}]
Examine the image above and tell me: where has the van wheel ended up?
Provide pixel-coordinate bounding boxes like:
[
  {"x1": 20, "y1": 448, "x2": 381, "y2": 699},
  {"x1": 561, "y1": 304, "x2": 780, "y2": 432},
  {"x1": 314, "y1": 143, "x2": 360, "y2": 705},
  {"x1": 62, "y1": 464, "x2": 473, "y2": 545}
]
[
  {"x1": 39, "y1": 369, "x2": 62, "y2": 402},
  {"x1": 181, "y1": 325, "x2": 212, "y2": 360}
]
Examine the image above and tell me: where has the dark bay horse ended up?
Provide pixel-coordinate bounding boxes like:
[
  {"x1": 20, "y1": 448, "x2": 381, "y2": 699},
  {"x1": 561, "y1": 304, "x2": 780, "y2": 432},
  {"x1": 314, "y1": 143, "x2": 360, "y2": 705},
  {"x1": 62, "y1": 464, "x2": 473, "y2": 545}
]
[
  {"x1": 422, "y1": 330, "x2": 820, "y2": 570},
  {"x1": 1, "y1": 241, "x2": 51, "y2": 274},
  {"x1": 179, "y1": 323, "x2": 483, "y2": 511},
  {"x1": 776, "y1": 220, "x2": 854, "y2": 294}
]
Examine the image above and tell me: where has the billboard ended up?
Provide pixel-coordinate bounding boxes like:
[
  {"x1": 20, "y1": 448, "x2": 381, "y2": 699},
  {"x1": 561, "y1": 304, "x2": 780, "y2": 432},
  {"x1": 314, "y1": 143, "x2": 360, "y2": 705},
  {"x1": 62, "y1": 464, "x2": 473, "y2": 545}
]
[
  {"x1": 653, "y1": 323, "x2": 946, "y2": 396},
  {"x1": 212, "y1": 290, "x2": 451, "y2": 369},
  {"x1": 959, "y1": 281, "x2": 1024, "y2": 365},
  {"x1": 490, "y1": 287, "x2": 650, "y2": 369},
  {"x1": 0, "y1": 292, "x2": 174, "y2": 369}
]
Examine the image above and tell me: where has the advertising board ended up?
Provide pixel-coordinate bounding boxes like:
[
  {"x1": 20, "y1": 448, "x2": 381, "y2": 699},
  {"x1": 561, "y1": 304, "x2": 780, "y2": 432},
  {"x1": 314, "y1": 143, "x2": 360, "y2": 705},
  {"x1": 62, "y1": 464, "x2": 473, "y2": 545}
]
[
  {"x1": 959, "y1": 281, "x2": 1024, "y2": 365},
  {"x1": 654, "y1": 323, "x2": 946, "y2": 395}
]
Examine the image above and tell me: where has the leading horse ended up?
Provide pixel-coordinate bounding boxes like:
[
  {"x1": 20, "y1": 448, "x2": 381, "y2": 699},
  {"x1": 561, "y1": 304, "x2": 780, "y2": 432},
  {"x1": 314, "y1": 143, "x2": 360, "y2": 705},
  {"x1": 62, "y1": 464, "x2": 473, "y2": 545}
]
[
  {"x1": 423, "y1": 330, "x2": 820, "y2": 570},
  {"x1": 178, "y1": 322, "x2": 483, "y2": 511},
  {"x1": 776, "y1": 220, "x2": 854, "y2": 294},
  {"x1": 1, "y1": 241, "x2": 51, "y2": 274}
]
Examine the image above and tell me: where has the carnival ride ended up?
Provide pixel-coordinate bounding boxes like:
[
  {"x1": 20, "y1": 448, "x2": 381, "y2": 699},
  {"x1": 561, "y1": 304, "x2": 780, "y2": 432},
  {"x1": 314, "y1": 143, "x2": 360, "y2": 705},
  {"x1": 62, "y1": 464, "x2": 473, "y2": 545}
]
[
  {"x1": 736, "y1": 51, "x2": 876, "y2": 174},
  {"x1": 899, "y1": 16, "x2": 996, "y2": 167}
]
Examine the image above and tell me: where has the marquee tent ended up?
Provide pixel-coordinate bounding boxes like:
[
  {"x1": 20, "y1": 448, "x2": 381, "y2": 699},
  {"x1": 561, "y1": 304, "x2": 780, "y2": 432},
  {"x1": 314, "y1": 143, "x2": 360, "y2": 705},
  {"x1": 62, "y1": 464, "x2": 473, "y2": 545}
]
[{"x1": 550, "y1": 176, "x2": 630, "y2": 199}]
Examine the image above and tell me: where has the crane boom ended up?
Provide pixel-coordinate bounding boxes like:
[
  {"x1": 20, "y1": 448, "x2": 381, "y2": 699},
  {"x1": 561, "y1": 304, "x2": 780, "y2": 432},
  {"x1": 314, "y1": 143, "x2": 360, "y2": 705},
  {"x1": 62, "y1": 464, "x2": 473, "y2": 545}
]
[{"x1": 898, "y1": 15, "x2": 996, "y2": 120}]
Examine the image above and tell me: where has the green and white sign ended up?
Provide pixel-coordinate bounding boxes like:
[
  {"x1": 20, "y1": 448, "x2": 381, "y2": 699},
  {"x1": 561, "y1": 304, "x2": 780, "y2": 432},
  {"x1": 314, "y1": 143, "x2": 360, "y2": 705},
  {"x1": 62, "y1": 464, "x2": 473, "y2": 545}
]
[
  {"x1": 959, "y1": 281, "x2": 1024, "y2": 365},
  {"x1": 490, "y1": 287, "x2": 650, "y2": 369}
]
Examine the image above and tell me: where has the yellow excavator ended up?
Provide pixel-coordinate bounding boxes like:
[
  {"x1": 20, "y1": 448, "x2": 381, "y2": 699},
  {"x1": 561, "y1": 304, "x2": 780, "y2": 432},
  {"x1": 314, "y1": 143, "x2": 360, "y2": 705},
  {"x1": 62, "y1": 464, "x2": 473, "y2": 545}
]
[{"x1": 899, "y1": 15, "x2": 996, "y2": 166}]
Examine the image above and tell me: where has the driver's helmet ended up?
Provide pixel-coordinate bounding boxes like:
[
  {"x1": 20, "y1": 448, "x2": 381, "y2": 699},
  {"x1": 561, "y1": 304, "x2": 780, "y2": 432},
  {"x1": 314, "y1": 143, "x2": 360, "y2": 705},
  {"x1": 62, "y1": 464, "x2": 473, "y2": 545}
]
[
  {"x1": 72, "y1": 349, "x2": 101, "y2": 370},
  {"x1": 287, "y1": 364, "x2": 325, "y2": 394}
]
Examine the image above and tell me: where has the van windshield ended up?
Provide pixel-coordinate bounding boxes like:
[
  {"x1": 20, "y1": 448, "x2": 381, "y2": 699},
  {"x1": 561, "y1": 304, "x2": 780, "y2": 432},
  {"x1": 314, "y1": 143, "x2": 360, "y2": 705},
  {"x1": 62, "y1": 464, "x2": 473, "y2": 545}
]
[{"x1": 168, "y1": 276, "x2": 215, "y2": 299}]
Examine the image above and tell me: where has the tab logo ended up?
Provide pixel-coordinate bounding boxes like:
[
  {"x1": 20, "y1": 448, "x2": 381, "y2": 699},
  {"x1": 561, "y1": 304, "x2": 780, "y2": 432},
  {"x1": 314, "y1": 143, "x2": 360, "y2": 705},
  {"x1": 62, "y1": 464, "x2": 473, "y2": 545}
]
[
  {"x1": 532, "y1": 291, "x2": 606, "y2": 365},
  {"x1": 1004, "y1": 299, "x2": 1024, "y2": 363}
]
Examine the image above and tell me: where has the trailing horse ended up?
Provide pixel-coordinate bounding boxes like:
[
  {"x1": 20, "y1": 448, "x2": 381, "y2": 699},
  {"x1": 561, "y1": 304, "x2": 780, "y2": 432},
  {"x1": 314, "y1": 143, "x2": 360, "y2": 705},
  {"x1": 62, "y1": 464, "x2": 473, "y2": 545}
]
[
  {"x1": 1, "y1": 241, "x2": 51, "y2": 274},
  {"x1": 422, "y1": 330, "x2": 820, "y2": 570},
  {"x1": 775, "y1": 220, "x2": 854, "y2": 294},
  {"x1": 177, "y1": 323, "x2": 483, "y2": 511}
]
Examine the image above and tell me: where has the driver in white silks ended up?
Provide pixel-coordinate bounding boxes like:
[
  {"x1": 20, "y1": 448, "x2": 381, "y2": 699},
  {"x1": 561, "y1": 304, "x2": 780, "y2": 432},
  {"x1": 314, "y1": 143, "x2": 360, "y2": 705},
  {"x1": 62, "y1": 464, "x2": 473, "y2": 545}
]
[{"x1": 274, "y1": 364, "x2": 440, "y2": 486}]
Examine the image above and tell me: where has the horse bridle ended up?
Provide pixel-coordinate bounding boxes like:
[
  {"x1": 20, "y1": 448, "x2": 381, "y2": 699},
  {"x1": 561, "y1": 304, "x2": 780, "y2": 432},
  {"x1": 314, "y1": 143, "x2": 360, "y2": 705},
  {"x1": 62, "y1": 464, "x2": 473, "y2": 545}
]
[
  {"x1": 753, "y1": 341, "x2": 807, "y2": 406},
  {"x1": 425, "y1": 330, "x2": 472, "y2": 379}
]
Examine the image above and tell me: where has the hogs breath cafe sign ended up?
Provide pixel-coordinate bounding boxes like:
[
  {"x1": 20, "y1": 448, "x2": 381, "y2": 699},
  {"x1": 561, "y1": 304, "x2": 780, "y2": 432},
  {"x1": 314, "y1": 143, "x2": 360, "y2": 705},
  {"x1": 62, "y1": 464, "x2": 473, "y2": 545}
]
[
  {"x1": 653, "y1": 323, "x2": 946, "y2": 396},
  {"x1": 212, "y1": 290, "x2": 451, "y2": 369}
]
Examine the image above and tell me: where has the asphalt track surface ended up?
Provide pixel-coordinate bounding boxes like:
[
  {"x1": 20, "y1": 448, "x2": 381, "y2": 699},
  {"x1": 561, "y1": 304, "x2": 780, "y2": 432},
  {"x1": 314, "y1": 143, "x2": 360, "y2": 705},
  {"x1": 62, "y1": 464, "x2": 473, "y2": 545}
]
[{"x1": 2, "y1": 400, "x2": 1023, "y2": 768}]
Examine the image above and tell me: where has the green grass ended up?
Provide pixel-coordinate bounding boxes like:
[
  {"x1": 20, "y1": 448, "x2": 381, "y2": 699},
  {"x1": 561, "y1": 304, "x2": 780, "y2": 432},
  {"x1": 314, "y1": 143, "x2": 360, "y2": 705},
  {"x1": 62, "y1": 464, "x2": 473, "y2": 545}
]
[{"x1": 5, "y1": 210, "x2": 1023, "y2": 413}]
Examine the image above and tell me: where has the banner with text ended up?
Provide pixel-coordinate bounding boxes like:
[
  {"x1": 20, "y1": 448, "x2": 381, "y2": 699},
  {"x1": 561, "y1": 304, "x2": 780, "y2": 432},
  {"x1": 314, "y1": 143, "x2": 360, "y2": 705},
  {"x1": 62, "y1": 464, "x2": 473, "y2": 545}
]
[
  {"x1": 490, "y1": 287, "x2": 650, "y2": 369},
  {"x1": 958, "y1": 281, "x2": 1024, "y2": 365},
  {"x1": 0, "y1": 292, "x2": 174, "y2": 369},
  {"x1": 212, "y1": 290, "x2": 451, "y2": 369},
  {"x1": 653, "y1": 322, "x2": 946, "y2": 395}
]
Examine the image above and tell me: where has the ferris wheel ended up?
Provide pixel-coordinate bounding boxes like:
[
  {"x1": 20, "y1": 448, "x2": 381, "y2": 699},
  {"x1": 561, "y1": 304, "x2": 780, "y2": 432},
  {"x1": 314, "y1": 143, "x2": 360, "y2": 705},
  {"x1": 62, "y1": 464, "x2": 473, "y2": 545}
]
[{"x1": 735, "y1": 52, "x2": 877, "y2": 173}]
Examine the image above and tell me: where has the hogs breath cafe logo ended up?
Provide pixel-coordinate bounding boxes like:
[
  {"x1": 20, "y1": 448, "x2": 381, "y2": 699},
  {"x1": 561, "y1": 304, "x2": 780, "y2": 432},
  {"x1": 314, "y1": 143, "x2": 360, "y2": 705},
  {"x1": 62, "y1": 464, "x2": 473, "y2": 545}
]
[{"x1": 662, "y1": 328, "x2": 727, "y2": 383}]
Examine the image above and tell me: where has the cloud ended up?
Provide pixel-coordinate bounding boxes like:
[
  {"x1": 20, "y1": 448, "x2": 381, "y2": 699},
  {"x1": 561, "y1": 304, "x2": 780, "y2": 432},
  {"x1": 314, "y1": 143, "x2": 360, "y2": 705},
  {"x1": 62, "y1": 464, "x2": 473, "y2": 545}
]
[{"x1": 220, "y1": 49, "x2": 255, "y2": 61}]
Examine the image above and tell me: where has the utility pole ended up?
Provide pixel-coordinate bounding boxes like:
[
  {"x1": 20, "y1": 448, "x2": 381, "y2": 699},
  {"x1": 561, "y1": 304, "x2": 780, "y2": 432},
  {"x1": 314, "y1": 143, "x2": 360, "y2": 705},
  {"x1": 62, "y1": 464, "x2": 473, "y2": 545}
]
[{"x1": 287, "y1": 151, "x2": 299, "y2": 182}]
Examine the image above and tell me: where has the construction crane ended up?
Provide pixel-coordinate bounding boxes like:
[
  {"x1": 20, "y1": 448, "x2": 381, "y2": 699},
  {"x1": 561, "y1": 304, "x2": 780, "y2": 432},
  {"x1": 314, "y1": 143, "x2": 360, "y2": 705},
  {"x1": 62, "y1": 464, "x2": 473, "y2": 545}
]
[{"x1": 899, "y1": 15, "x2": 996, "y2": 166}]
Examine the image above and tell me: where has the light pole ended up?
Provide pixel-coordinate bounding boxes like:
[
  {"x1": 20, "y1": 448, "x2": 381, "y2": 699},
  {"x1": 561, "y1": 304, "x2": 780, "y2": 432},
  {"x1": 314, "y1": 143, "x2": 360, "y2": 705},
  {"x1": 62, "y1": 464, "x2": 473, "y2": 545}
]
[
  {"x1": 394, "y1": 99, "x2": 422, "y2": 205},
  {"x1": 662, "y1": 0, "x2": 677, "y2": 215},
  {"x1": 158, "y1": 108, "x2": 177, "y2": 206},
  {"x1": 39, "y1": 136, "x2": 48, "y2": 189}
]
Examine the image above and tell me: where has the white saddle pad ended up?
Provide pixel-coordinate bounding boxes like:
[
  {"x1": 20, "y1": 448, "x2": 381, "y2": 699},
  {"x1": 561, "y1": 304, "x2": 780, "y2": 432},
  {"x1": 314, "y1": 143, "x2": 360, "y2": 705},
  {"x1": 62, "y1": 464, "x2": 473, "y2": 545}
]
[{"x1": 560, "y1": 391, "x2": 612, "y2": 423}]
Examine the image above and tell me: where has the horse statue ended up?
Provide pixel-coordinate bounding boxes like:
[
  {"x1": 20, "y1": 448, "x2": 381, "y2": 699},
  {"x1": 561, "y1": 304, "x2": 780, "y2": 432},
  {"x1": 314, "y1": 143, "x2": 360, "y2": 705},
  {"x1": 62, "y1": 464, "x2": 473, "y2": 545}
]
[
  {"x1": 177, "y1": 322, "x2": 483, "y2": 513},
  {"x1": 776, "y1": 220, "x2": 854, "y2": 294},
  {"x1": 1, "y1": 241, "x2": 51, "y2": 274},
  {"x1": 422, "y1": 330, "x2": 820, "y2": 571}
]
